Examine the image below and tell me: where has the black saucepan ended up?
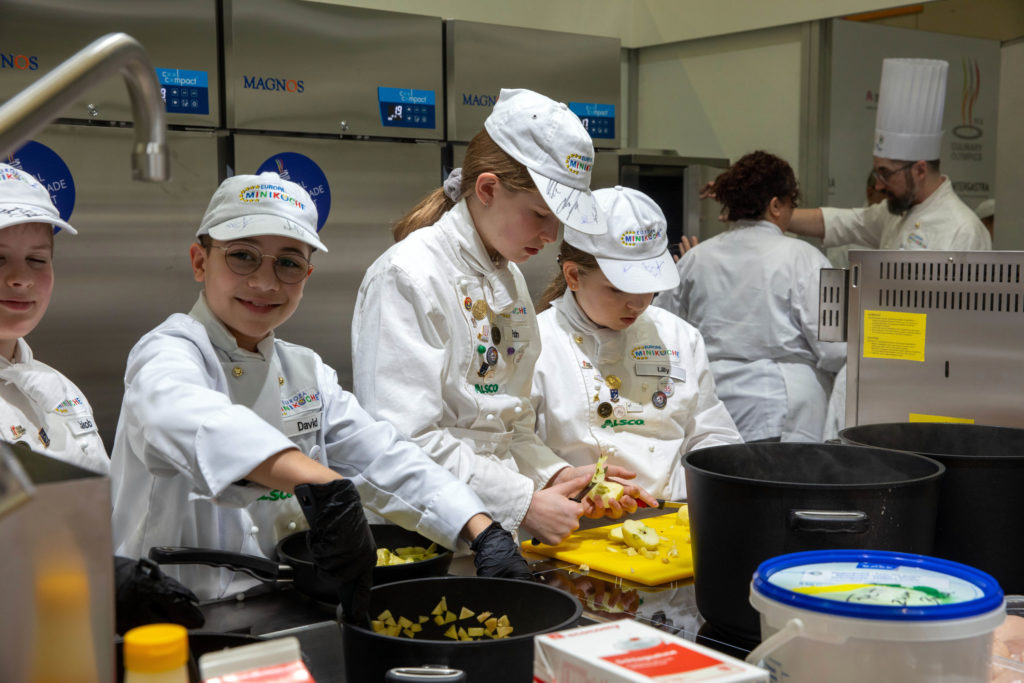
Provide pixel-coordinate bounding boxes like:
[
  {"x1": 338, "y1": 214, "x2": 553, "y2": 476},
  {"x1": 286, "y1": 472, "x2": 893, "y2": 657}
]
[
  {"x1": 343, "y1": 576, "x2": 582, "y2": 682},
  {"x1": 149, "y1": 524, "x2": 454, "y2": 604},
  {"x1": 840, "y1": 422, "x2": 1024, "y2": 593}
]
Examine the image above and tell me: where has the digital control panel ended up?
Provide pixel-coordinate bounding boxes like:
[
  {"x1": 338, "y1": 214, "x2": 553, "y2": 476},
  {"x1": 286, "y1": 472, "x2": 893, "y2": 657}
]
[
  {"x1": 569, "y1": 102, "x2": 616, "y2": 140},
  {"x1": 156, "y1": 68, "x2": 210, "y2": 115},
  {"x1": 378, "y1": 87, "x2": 436, "y2": 129}
]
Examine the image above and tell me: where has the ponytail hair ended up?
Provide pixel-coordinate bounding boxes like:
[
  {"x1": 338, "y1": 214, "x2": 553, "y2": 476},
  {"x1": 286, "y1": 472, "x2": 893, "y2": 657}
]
[
  {"x1": 392, "y1": 129, "x2": 537, "y2": 242},
  {"x1": 536, "y1": 242, "x2": 600, "y2": 312}
]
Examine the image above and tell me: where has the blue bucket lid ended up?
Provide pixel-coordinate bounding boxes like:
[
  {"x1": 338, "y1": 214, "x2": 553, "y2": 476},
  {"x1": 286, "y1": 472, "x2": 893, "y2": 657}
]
[{"x1": 753, "y1": 549, "x2": 1003, "y2": 621}]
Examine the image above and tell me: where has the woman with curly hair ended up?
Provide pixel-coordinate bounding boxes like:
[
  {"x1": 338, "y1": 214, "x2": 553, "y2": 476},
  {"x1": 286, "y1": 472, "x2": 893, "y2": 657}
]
[{"x1": 654, "y1": 151, "x2": 846, "y2": 442}]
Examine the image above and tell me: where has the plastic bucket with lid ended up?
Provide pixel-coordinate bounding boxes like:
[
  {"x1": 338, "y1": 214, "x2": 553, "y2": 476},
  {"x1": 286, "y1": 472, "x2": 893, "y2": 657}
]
[{"x1": 746, "y1": 549, "x2": 1005, "y2": 683}]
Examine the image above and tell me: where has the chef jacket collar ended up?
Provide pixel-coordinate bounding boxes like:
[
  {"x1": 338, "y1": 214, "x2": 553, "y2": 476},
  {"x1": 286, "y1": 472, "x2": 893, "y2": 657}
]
[
  {"x1": 441, "y1": 199, "x2": 518, "y2": 314},
  {"x1": 730, "y1": 218, "x2": 783, "y2": 235},
  {"x1": 552, "y1": 288, "x2": 626, "y2": 365},
  {"x1": 0, "y1": 338, "x2": 33, "y2": 368},
  {"x1": 188, "y1": 293, "x2": 276, "y2": 361}
]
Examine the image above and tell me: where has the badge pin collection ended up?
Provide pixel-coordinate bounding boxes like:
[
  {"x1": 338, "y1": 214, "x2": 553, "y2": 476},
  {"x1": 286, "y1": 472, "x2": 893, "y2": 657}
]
[
  {"x1": 591, "y1": 365, "x2": 675, "y2": 420},
  {"x1": 464, "y1": 297, "x2": 518, "y2": 379}
]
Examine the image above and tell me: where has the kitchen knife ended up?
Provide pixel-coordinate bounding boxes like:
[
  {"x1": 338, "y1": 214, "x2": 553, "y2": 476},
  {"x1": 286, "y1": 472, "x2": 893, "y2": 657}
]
[
  {"x1": 639, "y1": 499, "x2": 687, "y2": 510},
  {"x1": 528, "y1": 480, "x2": 598, "y2": 546}
]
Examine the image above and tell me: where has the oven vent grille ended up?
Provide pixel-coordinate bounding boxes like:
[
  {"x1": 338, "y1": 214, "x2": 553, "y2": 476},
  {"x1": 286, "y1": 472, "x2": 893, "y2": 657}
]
[
  {"x1": 878, "y1": 260, "x2": 1022, "y2": 284},
  {"x1": 876, "y1": 289, "x2": 1023, "y2": 313}
]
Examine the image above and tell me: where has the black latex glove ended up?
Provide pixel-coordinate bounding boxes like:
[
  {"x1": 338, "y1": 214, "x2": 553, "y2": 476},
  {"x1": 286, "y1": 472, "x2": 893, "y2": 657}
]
[
  {"x1": 471, "y1": 521, "x2": 535, "y2": 581},
  {"x1": 295, "y1": 479, "x2": 375, "y2": 624},
  {"x1": 114, "y1": 556, "x2": 205, "y2": 636}
]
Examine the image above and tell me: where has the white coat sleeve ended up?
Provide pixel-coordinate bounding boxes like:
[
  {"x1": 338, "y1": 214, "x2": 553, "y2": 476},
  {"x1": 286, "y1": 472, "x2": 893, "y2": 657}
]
[
  {"x1": 316, "y1": 363, "x2": 488, "y2": 550},
  {"x1": 793, "y1": 252, "x2": 847, "y2": 374},
  {"x1": 352, "y1": 265, "x2": 536, "y2": 532},
  {"x1": 821, "y1": 204, "x2": 886, "y2": 250},
  {"x1": 671, "y1": 327, "x2": 744, "y2": 497},
  {"x1": 121, "y1": 324, "x2": 297, "y2": 505}
]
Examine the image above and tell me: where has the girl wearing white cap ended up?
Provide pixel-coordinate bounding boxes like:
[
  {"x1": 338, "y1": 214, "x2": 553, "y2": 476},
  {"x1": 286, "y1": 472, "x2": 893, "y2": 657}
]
[
  {"x1": 111, "y1": 172, "x2": 534, "y2": 609},
  {"x1": 532, "y1": 186, "x2": 741, "y2": 500},
  {"x1": 353, "y1": 88, "x2": 655, "y2": 546},
  {"x1": 656, "y1": 152, "x2": 846, "y2": 442},
  {"x1": 0, "y1": 164, "x2": 108, "y2": 474}
]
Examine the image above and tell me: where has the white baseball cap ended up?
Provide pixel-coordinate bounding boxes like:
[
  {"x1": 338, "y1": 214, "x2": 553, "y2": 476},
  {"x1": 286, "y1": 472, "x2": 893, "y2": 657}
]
[
  {"x1": 484, "y1": 88, "x2": 607, "y2": 235},
  {"x1": 197, "y1": 172, "x2": 327, "y2": 252},
  {"x1": 874, "y1": 58, "x2": 948, "y2": 161},
  {"x1": 0, "y1": 164, "x2": 77, "y2": 235},
  {"x1": 564, "y1": 186, "x2": 679, "y2": 294}
]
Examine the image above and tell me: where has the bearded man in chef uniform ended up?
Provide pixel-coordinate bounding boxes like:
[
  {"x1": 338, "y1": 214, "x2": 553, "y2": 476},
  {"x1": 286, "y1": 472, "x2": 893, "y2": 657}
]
[{"x1": 787, "y1": 58, "x2": 990, "y2": 252}]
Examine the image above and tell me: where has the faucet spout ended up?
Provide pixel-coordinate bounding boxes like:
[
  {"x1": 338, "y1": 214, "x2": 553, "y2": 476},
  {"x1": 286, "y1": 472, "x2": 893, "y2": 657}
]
[{"x1": 0, "y1": 32, "x2": 169, "y2": 182}]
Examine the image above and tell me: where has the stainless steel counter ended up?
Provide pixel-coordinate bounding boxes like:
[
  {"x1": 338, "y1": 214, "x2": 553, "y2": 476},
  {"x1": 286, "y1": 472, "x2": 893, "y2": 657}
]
[{"x1": 196, "y1": 532, "x2": 750, "y2": 682}]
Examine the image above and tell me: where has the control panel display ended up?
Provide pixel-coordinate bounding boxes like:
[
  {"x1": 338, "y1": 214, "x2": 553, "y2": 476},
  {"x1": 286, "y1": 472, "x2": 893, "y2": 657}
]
[
  {"x1": 378, "y1": 87, "x2": 436, "y2": 129},
  {"x1": 569, "y1": 102, "x2": 616, "y2": 140},
  {"x1": 156, "y1": 68, "x2": 210, "y2": 115}
]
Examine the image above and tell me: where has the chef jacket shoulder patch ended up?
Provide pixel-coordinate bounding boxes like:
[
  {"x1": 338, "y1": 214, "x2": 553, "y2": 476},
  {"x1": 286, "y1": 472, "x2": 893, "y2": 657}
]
[
  {"x1": 53, "y1": 395, "x2": 89, "y2": 417},
  {"x1": 281, "y1": 387, "x2": 322, "y2": 416}
]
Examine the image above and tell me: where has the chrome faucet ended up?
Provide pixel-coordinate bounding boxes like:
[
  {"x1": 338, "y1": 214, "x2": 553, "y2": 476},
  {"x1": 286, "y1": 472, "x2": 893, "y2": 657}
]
[{"x1": 0, "y1": 33, "x2": 169, "y2": 182}]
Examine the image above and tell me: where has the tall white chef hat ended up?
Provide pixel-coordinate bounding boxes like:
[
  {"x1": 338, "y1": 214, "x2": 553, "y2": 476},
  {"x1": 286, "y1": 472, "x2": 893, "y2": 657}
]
[
  {"x1": 874, "y1": 58, "x2": 949, "y2": 161},
  {"x1": 564, "y1": 186, "x2": 679, "y2": 294}
]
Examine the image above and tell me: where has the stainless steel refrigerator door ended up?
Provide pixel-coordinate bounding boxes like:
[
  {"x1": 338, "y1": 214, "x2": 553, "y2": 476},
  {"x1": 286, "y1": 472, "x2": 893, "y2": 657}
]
[
  {"x1": 233, "y1": 134, "x2": 442, "y2": 389},
  {"x1": 0, "y1": 0, "x2": 220, "y2": 127},
  {"x1": 446, "y1": 20, "x2": 620, "y2": 148},
  {"x1": 20, "y1": 126, "x2": 222, "y2": 449},
  {"x1": 225, "y1": 0, "x2": 443, "y2": 139}
]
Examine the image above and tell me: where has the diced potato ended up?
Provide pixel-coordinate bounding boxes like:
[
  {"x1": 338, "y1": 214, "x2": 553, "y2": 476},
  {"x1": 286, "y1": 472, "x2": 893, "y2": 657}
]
[
  {"x1": 626, "y1": 547, "x2": 638, "y2": 556},
  {"x1": 476, "y1": 611, "x2": 492, "y2": 623},
  {"x1": 485, "y1": 618, "x2": 498, "y2": 633},
  {"x1": 377, "y1": 609, "x2": 394, "y2": 623},
  {"x1": 397, "y1": 616, "x2": 413, "y2": 629},
  {"x1": 410, "y1": 623, "x2": 423, "y2": 633},
  {"x1": 433, "y1": 614, "x2": 446, "y2": 626},
  {"x1": 431, "y1": 597, "x2": 447, "y2": 616},
  {"x1": 402, "y1": 628, "x2": 415, "y2": 638},
  {"x1": 443, "y1": 625, "x2": 458, "y2": 640},
  {"x1": 459, "y1": 606, "x2": 475, "y2": 620},
  {"x1": 468, "y1": 627, "x2": 485, "y2": 637},
  {"x1": 418, "y1": 615, "x2": 429, "y2": 624},
  {"x1": 496, "y1": 626, "x2": 514, "y2": 638},
  {"x1": 457, "y1": 627, "x2": 468, "y2": 640},
  {"x1": 371, "y1": 620, "x2": 385, "y2": 634},
  {"x1": 444, "y1": 611, "x2": 457, "y2": 624},
  {"x1": 608, "y1": 526, "x2": 625, "y2": 542},
  {"x1": 497, "y1": 615, "x2": 510, "y2": 628},
  {"x1": 643, "y1": 550, "x2": 657, "y2": 560}
]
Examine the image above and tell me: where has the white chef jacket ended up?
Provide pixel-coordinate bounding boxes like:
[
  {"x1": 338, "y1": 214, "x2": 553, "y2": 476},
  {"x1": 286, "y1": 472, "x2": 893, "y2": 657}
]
[
  {"x1": 352, "y1": 199, "x2": 568, "y2": 534},
  {"x1": 111, "y1": 294, "x2": 487, "y2": 600},
  {"x1": 822, "y1": 177, "x2": 991, "y2": 251},
  {"x1": 531, "y1": 290, "x2": 742, "y2": 500},
  {"x1": 0, "y1": 338, "x2": 108, "y2": 474},
  {"x1": 654, "y1": 220, "x2": 847, "y2": 442}
]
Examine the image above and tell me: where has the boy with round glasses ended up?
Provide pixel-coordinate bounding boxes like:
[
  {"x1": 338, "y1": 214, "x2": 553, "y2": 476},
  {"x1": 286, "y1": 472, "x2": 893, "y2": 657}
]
[
  {"x1": 0, "y1": 163, "x2": 109, "y2": 474},
  {"x1": 110, "y1": 172, "x2": 531, "y2": 614}
]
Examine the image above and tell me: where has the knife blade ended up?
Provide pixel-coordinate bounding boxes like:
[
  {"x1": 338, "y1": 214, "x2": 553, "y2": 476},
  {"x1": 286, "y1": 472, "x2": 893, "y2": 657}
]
[{"x1": 640, "y1": 499, "x2": 687, "y2": 510}]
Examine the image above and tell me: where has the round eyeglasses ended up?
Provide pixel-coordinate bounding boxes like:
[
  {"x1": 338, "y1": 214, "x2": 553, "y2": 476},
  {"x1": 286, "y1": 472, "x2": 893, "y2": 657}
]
[
  {"x1": 214, "y1": 243, "x2": 312, "y2": 284},
  {"x1": 874, "y1": 162, "x2": 914, "y2": 186}
]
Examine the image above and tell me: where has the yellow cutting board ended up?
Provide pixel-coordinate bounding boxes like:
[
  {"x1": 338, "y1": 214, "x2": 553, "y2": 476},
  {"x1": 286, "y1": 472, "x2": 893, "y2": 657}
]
[{"x1": 523, "y1": 511, "x2": 694, "y2": 586}]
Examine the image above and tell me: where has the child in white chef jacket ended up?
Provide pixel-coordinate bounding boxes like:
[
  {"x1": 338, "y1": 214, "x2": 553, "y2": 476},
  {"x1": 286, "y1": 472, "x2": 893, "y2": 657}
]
[
  {"x1": 0, "y1": 164, "x2": 108, "y2": 474},
  {"x1": 110, "y1": 172, "x2": 530, "y2": 605},
  {"x1": 532, "y1": 186, "x2": 742, "y2": 500},
  {"x1": 352, "y1": 89, "x2": 656, "y2": 546}
]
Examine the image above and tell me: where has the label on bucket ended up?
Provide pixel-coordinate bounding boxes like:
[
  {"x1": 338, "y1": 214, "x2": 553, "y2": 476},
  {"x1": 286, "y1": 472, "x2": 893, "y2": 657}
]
[{"x1": 767, "y1": 561, "x2": 984, "y2": 606}]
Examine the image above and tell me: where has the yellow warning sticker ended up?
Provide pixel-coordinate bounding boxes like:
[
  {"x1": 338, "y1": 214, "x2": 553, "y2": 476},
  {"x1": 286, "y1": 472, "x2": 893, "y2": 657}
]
[
  {"x1": 909, "y1": 413, "x2": 975, "y2": 424},
  {"x1": 862, "y1": 310, "x2": 926, "y2": 361}
]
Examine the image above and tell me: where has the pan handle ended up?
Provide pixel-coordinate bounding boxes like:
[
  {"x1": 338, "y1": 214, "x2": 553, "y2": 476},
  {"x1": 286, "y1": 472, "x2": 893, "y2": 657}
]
[
  {"x1": 148, "y1": 546, "x2": 294, "y2": 583},
  {"x1": 788, "y1": 510, "x2": 870, "y2": 534},
  {"x1": 386, "y1": 666, "x2": 466, "y2": 682}
]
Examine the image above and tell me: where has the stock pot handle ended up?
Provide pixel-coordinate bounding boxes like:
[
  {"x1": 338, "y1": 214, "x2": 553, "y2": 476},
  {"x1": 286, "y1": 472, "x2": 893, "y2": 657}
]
[
  {"x1": 148, "y1": 546, "x2": 294, "y2": 583},
  {"x1": 385, "y1": 666, "x2": 467, "y2": 682},
  {"x1": 788, "y1": 510, "x2": 870, "y2": 534}
]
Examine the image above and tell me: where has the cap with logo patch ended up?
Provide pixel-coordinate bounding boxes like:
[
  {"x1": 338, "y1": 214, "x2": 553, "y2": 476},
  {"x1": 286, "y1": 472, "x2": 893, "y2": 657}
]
[
  {"x1": 564, "y1": 186, "x2": 679, "y2": 294},
  {"x1": 197, "y1": 172, "x2": 326, "y2": 252},
  {"x1": 484, "y1": 88, "x2": 606, "y2": 235},
  {"x1": 0, "y1": 163, "x2": 77, "y2": 235}
]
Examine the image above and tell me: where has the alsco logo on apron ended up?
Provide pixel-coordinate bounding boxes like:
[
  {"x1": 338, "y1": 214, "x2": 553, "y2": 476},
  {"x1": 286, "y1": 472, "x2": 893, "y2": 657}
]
[
  {"x1": 601, "y1": 419, "x2": 645, "y2": 428},
  {"x1": 474, "y1": 384, "x2": 500, "y2": 394}
]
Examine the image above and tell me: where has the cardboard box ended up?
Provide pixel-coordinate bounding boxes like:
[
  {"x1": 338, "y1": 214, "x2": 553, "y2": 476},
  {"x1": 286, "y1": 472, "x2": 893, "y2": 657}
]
[{"x1": 534, "y1": 620, "x2": 768, "y2": 682}]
